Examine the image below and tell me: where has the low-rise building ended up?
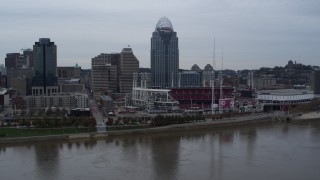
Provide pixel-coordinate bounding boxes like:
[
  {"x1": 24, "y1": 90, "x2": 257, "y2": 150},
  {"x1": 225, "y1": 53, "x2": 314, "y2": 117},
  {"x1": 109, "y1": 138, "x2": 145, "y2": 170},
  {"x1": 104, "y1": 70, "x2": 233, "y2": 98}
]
[
  {"x1": 100, "y1": 95, "x2": 113, "y2": 113},
  {"x1": 179, "y1": 70, "x2": 202, "y2": 87},
  {"x1": 25, "y1": 92, "x2": 88, "y2": 110},
  {"x1": 254, "y1": 76, "x2": 277, "y2": 90},
  {"x1": 74, "y1": 93, "x2": 88, "y2": 108}
]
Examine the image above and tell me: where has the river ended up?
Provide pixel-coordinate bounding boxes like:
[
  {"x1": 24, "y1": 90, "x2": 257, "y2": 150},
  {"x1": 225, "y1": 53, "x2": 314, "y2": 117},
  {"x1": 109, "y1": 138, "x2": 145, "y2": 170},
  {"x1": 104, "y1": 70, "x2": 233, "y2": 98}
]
[{"x1": 1, "y1": 120, "x2": 320, "y2": 180}]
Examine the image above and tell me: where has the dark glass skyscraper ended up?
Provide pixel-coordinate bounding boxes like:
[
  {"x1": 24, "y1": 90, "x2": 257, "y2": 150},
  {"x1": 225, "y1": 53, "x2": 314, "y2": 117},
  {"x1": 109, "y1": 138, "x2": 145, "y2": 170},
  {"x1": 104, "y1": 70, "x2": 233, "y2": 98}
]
[
  {"x1": 32, "y1": 38, "x2": 58, "y2": 94},
  {"x1": 151, "y1": 17, "x2": 179, "y2": 88}
]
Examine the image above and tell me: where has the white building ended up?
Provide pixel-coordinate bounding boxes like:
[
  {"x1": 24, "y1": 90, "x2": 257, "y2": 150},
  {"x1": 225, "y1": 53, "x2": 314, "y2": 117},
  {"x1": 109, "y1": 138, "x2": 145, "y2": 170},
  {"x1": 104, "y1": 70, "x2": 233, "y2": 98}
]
[
  {"x1": 74, "y1": 93, "x2": 88, "y2": 108},
  {"x1": 25, "y1": 93, "x2": 88, "y2": 109},
  {"x1": 257, "y1": 89, "x2": 314, "y2": 105},
  {"x1": 0, "y1": 89, "x2": 10, "y2": 107}
]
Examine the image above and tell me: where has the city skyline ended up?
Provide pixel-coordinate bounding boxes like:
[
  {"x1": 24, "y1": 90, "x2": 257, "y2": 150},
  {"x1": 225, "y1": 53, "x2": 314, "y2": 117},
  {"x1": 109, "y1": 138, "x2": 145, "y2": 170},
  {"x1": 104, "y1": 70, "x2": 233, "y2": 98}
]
[{"x1": 1, "y1": 0, "x2": 320, "y2": 70}]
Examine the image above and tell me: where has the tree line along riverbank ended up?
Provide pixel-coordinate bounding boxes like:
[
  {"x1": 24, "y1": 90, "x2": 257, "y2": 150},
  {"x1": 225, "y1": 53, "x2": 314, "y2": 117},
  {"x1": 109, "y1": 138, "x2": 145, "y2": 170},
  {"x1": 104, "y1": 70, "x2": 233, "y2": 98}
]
[
  {"x1": 0, "y1": 112, "x2": 281, "y2": 140},
  {"x1": 0, "y1": 114, "x2": 274, "y2": 144},
  {"x1": 1, "y1": 107, "x2": 320, "y2": 141}
]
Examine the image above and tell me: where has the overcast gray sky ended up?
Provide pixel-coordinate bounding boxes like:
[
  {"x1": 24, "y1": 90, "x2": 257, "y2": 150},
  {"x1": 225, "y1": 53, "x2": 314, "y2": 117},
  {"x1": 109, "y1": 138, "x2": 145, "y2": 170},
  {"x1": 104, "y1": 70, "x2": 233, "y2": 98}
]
[{"x1": 1, "y1": 0, "x2": 319, "y2": 70}]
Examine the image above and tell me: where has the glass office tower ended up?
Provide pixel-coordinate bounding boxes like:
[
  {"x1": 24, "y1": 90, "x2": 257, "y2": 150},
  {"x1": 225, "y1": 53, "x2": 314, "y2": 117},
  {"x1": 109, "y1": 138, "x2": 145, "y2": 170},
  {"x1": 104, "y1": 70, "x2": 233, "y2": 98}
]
[
  {"x1": 151, "y1": 17, "x2": 179, "y2": 88},
  {"x1": 32, "y1": 38, "x2": 58, "y2": 95}
]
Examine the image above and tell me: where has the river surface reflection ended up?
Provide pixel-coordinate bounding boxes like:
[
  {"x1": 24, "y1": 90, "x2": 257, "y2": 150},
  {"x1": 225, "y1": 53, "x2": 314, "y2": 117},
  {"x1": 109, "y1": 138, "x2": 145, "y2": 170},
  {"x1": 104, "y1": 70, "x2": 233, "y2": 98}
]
[{"x1": 1, "y1": 121, "x2": 320, "y2": 180}]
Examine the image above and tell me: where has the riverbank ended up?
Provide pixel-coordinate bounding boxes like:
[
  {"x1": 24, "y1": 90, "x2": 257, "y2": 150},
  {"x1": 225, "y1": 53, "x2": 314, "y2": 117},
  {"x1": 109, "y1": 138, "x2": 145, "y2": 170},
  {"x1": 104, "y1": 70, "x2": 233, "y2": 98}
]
[
  {"x1": 2, "y1": 112, "x2": 320, "y2": 145},
  {"x1": 0, "y1": 113, "x2": 270, "y2": 144},
  {"x1": 0, "y1": 127, "x2": 95, "y2": 138},
  {"x1": 291, "y1": 111, "x2": 320, "y2": 121}
]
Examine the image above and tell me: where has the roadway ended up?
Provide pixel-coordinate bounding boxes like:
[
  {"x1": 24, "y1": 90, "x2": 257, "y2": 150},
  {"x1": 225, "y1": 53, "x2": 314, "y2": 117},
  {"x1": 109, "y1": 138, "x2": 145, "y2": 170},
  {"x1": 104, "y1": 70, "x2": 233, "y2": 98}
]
[{"x1": 89, "y1": 99, "x2": 106, "y2": 132}]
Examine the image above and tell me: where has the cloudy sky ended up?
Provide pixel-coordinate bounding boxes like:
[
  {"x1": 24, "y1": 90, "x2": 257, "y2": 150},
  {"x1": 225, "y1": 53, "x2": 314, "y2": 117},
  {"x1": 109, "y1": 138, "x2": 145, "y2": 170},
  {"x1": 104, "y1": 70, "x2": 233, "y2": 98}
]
[{"x1": 1, "y1": 0, "x2": 319, "y2": 70}]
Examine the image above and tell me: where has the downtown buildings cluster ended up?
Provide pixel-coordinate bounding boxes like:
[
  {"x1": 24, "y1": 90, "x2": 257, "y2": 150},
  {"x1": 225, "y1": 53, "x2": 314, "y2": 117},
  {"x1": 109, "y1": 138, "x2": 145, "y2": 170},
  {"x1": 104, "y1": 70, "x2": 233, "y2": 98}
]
[
  {"x1": 0, "y1": 16, "x2": 320, "y2": 118},
  {"x1": 0, "y1": 17, "x2": 214, "y2": 115}
]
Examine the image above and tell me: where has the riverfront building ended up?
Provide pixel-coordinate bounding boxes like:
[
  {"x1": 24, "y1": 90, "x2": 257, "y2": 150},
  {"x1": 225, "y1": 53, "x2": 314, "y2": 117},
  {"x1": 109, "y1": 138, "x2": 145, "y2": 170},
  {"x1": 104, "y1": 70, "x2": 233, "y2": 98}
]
[{"x1": 151, "y1": 17, "x2": 179, "y2": 88}]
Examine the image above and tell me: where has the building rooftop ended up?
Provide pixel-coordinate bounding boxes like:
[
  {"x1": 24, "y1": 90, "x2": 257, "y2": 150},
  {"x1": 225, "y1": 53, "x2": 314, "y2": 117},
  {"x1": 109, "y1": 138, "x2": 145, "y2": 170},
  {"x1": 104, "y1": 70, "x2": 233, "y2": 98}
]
[
  {"x1": 0, "y1": 89, "x2": 7, "y2": 95},
  {"x1": 204, "y1": 64, "x2": 213, "y2": 71},
  {"x1": 181, "y1": 70, "x2": 200, "y2": 74},
  {"x1": 155, "y1": 17, "x2": 173, "y2": 31},
  {"x1": 258, "y1": 89, "x2": 313, "y2": 95}
]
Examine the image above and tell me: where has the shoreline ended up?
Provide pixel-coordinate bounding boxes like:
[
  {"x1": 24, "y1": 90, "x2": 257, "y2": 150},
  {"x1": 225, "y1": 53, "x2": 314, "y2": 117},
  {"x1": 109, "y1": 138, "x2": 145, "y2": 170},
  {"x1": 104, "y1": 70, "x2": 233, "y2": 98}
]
[{"x1": 1, "y1": 112, "x2": 320, "y2": 145}]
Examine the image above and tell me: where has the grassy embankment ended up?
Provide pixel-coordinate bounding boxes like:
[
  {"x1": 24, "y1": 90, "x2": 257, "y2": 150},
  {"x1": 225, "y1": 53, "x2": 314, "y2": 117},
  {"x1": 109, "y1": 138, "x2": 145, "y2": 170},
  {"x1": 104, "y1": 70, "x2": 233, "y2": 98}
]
[{"x1": 0, "y1": 127, "x2": 95, "y2": 138}]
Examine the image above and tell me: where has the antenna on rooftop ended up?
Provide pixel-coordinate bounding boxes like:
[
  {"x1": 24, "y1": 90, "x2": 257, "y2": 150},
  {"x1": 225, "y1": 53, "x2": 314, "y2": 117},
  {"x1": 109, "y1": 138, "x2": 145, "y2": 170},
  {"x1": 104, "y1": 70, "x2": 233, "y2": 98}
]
[
  {"x1": 213, "y1": 36, "x2": 216, "y2": 70},
  {"x1": 219, "y1": 48, "x2": 224, "y2": 114},
  {"x1": 222, "y1": 48, "x2": 224, "y2": 71}
]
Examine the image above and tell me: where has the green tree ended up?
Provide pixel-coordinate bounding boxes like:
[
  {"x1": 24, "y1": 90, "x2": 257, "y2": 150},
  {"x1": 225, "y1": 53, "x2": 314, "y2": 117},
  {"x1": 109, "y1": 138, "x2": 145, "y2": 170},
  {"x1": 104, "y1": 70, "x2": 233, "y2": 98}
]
[
  {"x1": 55, "y1": 108, "x2": 62, "y2": 116},
  {"x1": 46, "y1": 107, "x2": 54, "y2": 116},
  {"x1": 19, "y1": 119, "x2": 25, "y2": 126},
  {"x1": 81, "y1": 117, "x2": 90, "y2": 127},
  {"x1": 20, "y1": 110, "x2": 27, "y2": 116},
  {"x1": 38, "y1": 108, "x2": 45, "y2": 116},
  {"x1": 29, "y1": 108, "x2": 36, "y2": 116},
  {"x1": 24, "y1": 120, "x2": 31, "y2": 127},
  {"x1": 61, "y1": 108, "x2": 68, "y2": 116}
]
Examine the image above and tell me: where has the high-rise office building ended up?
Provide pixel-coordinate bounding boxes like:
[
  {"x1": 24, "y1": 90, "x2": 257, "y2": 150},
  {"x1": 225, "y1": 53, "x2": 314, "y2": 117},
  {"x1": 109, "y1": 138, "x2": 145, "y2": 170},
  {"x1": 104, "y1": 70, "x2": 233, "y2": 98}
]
[
  {"x1": 91, "y1": 48, "x2": 140, "y2": 98},
  {"x1": 5, "y1": 53, "x2": 29, "y2": 69},
  {"x1": 57, "y1": 65, "x2": 81, "y2": 79},
  {"x1": 151, "y1": 17, "x2": 179, "y2": 88},
  {"x1": 23, "y1": 49, "x2": 34, "y2": 68},
  {"x1": 91, "y1": 53, "x2": 118, "y2": 98},
  {"x1": 119, "y1": 48, "x2": 139, "y2": 93},
  {"x1": 57, "y1": 64, "x2": 83, "y2": 93},
  {"x1": 4, "y1": 52, "x2": 33, "y2": 95},
  {"x1": 7, "y1": 68, "x2": 33, "y2": 95},
  {"x1": 32, "y1": 38, "x2": 58, "y2": 96},
  {"x1": 5, "y1": 53, "x2": 20, "y2": 68}
]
